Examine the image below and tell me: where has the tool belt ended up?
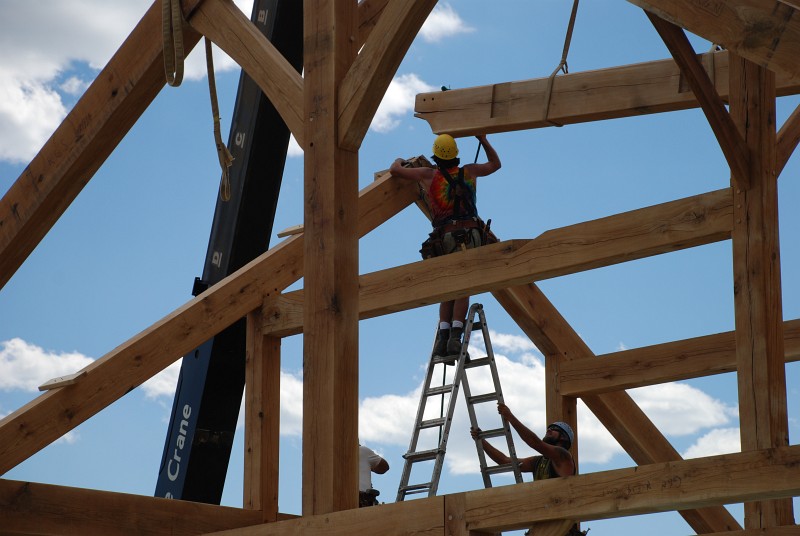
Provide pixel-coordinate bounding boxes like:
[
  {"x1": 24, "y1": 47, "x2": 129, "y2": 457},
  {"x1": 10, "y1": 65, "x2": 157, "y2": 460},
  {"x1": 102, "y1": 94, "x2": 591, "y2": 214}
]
[
  {"x1": 420, "y1": 217, "x2": 497, "y2": 260},
  {"x1": 359, "y1": 489, "x2": 380, "y2": 508}
]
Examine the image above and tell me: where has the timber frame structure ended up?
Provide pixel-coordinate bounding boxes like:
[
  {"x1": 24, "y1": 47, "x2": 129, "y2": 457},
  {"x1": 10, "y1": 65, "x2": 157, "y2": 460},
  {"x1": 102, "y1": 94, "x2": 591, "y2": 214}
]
[{"x1": 2, "y1": 0, "x2": 800, "y2": 535}]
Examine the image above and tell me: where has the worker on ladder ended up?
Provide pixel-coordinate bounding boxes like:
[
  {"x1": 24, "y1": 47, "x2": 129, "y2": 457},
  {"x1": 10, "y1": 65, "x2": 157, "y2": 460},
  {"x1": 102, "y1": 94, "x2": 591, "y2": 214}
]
[
  {"x1": 471, "y1": 403, "x2": 587, "y2": 536},
  {"x1": 390, "y1": 133, "x2": 502, "y2": 359}
]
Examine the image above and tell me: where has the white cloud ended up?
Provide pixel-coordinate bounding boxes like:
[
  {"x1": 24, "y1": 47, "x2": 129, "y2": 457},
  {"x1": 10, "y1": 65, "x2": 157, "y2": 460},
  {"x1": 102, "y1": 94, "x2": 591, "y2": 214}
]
[
  {"x1": 0, "y1": 0, "x2": 252, "y2": 164},
  {"x1": 683, "y1": 427, "x2": 741, "y2": 459},
  {"x1": 0, "y1": 338, "x2": 94, "y2": 392},
  {"x1": 371, "y1": 74, "x2": 436, "y2": 133},
  {"x1": 141, "y1": 360, "x2": 182, "y2": 399},
  {"x1": 418, "y1": 3, "x2": 474, "y2": 43},
  {"x1": 628, "y1": 382, "x2": 736, "y2": 435}
]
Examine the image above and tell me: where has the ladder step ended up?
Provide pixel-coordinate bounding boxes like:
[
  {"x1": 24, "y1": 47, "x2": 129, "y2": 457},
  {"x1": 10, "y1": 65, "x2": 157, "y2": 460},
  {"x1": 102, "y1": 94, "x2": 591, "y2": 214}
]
[
  {"x1": 485, "y1": 463, "x2": 518, "y2": 476},
  {"x1": 477, "y1": 427, "x2": 507, "y2": 439},
  {"x1": 468, "y1": 392, "x2": 499, "y2": 404},
  {"x1": 403, "y1": 448, "x2": 441, "y2": 462},
  {"x1": 419, "y1": 417, "x2": 447, "y2": 429},
  {"x1": 426, "y1": 384, "x2": 454, "y2": 397},
  {"x1": 399, "y1": 483, "x2": 432, "y2": 495},
  {"x1": 464, "y1": 357, "x2": 490, "y2": 369},
  {"x1": 470, "y1": 322, "x2": 484, "y2": 331}
]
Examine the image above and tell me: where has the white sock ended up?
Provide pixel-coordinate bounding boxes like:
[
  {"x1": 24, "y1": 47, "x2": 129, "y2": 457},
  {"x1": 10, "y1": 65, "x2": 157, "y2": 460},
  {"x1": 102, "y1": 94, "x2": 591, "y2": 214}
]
[
  {"x1": 439, "y1": 322, "x2": 451, "y2": 330},
  {"x1": 451, "y1": 321, "x2": 464, "y2": 329}
]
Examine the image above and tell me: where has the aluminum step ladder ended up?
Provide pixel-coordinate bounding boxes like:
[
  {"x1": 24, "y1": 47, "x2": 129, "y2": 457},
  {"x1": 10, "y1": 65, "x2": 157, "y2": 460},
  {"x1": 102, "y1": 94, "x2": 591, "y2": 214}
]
[{"x1": 396, "y1": 303, "x2": 523, "y2": 501}]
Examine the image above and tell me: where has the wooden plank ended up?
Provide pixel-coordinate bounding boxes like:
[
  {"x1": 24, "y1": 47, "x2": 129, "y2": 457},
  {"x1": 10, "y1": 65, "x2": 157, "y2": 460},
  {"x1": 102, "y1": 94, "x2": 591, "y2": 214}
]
[
  {"x1": 646, "y1": 12, "x2": 750, "y2": 187},
  {"x1": 243, "y1": 312, "x2": 280, "y2": 521},
  {"x1": 188, "y1": 0, "x2": 304, "y2": 147},
  {"x1": 206, "y1": 446, "x2": 800, "y2": 536},
  {"x1": 302, "y1": 0, "x2": 359, "y2": 515},
  {"x1": 38, "y1": 371, "x2": 87, "y2": 391},
  {"x1": 413, "y1": 51, "x2": 800, "y2": 137},
  {"x1": 205, "y1": 496, "x2": 444, "y2": 535},
  {"x1": 0, "y1": 478, "x2": 264, "y2": 536},
  {"x1": 263, "y1": 188, "x2": 733, "y2": 336},
  {"x1": 559, "y1": 319, "x2": 800, "y2": 396},
  {"x1": 463, "y1": 445, "x2": 800, "y2": 533},
  {"x1": 777, "y1": 103, "x2": 800, "y2": 176},
  {"x1": 703, "y1": 527, "x2": 800, "y2": 535},
  {"x1": 627, "y1": 0, "x2": 800, "y2": 78},
  {"x1": 492, "y1": 283, "x2": 741, "y2": 533},
  {"x1": 729, "y1": 54, "x2": 793, "y2": 528},
  {"x1": 0, "y1": 172, "x2": 419, "y2": 475},
  {"x1": 338, "y1": 0, "x2": 437, "y2": 150},
  {"x1": 0, "y1": 0, "x2": 204, "y2": 290}
]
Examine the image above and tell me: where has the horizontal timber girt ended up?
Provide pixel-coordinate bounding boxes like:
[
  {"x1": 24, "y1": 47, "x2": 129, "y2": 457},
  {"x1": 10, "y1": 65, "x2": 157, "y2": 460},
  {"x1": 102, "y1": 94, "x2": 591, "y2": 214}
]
[{"x1": 414, "y1": 50, "x2": 800, "y2": 137}]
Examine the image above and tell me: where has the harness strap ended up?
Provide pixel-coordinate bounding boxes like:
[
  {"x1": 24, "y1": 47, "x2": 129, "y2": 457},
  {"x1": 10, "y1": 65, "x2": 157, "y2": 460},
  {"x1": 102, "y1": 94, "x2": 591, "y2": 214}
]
[{"x1": 437, "y1": 165, "x2": 477, "y2": 220}]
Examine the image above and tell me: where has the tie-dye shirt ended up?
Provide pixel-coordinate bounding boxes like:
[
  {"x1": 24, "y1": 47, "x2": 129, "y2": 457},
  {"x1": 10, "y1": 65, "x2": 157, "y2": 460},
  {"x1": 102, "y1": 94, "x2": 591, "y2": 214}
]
[{"x1": 427, "y1": 165, "x2": 478, "y2": 225}]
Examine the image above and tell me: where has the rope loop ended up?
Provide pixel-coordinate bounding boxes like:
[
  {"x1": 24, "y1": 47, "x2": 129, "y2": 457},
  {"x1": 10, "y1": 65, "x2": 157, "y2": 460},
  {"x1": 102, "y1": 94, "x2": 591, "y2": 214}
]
[
  {"x1": 205, "y1": 37, "x2": 234, "y2": 201},
  {"x1": 543, "y1": 0, "x2": 580, "y2": 127},
  {"x1": 162, "y1": 0, "x2": 184, "y2": 86}
]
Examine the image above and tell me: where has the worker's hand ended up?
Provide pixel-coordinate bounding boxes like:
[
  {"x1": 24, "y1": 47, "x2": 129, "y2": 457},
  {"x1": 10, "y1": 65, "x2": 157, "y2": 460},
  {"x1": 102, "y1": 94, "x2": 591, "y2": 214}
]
[
  {"x1": 497, "y1": 402, "x2": 511, "y2": 419},
  {"x1": 475, "y1": 134, "x2": 488, "y2": 144},
  {"x1": 470, "y1": 426, "x2": 482, "y2": 440}
]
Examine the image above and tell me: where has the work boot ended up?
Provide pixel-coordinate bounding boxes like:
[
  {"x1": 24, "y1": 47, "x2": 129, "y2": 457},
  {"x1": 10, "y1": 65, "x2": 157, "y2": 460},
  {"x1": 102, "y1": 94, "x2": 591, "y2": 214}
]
[
  {"x1": 446, "y1": 326, "x2": 464, "y2": 356},
  {"x1": 432, "y1": 329, "x2": 449, "y2": 358}
]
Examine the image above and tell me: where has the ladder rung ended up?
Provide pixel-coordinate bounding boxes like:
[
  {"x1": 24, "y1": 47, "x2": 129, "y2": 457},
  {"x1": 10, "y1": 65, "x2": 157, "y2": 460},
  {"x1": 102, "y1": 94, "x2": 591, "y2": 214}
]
[
  {"x1": 477, "y1": 427, "x2": 507, "y2": 439},
  {"x1": 403, "y1": 448, "x2": 441, "y2": 462},
  {"x1": 485, "y1": 463, "x2": 517, "y2": 475},
  {"x1": 399, "y1": 483, "x2": 432, "y2": 495},
  {"x1": 470, "y1": 322, "x2": 484, "y2": 331},
  {"x1": 464, "y1": 357, "x2": 490, "y2": 369},
  {"x1": 419, "y1": 417, "x2": 447, "y2": 429},
  {"x1": 468, "y1": 392, "x2": 498, "y2": 404},
  {"x1": 426, "y1": 384, "x2": 454, "y2": 397}
]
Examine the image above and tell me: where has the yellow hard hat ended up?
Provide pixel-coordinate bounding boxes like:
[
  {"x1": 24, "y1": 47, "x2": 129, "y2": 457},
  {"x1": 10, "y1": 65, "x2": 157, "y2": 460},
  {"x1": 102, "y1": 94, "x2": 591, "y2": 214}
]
[{"x1": 432, "y1": 134, "x2": 459, "y2": 160}]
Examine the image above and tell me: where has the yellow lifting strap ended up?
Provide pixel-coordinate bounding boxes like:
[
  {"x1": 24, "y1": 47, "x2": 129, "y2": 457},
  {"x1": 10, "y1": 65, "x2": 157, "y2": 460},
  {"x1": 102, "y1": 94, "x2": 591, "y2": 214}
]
[
  {"x1": 543, "y1": 0, "x2": 580, "y2": 127},
  {"x1": 205, "y1": 38, "x2": 235, "y2": 202},
  {"x1": 162, "y1": 0, "x2": 184, "y2": 87}
]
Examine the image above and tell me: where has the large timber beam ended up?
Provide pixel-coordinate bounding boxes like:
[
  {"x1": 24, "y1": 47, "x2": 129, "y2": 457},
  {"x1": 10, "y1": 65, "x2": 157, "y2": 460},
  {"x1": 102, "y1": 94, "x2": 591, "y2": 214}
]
[
  {"x1": 262, "y1": 187, "x2": 733, "y2": 335},
  {"x1": 188, "y1": 0, "x2": 304, "y2": 146},
  {"x1": 626, "y1": 0, "x2": 800, "y2": 78},
  {"x1": 0, "y1": 170, "x2": 421, "y2": 475},
  {"x1": 0, "y1": 478, "x2": 275, "y2": 536},
  {"x1": 493, "y1": 282, "x2": 741, "y2": 533},
  {"x1": 559, "y1": 318, "x2": 800, "y2": 396},
  {"x1": 413, "y1": 51, "x2": 800, "y2": 137},
  {"x1": 202, "y1": 446, "x2": 800, "y2": 535}
]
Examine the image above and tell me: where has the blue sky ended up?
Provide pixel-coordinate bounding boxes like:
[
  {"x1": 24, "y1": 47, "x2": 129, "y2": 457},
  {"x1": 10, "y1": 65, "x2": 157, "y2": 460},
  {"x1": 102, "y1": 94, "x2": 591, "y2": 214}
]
[{"x1": 1, "y1": 1, "x2": 799, "y2": 534}]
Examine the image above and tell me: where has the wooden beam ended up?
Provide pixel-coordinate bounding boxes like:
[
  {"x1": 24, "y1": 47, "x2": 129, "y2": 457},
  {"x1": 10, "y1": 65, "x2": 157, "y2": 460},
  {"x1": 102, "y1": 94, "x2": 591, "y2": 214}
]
[
  {"x1": 0, "y1": 171, "x2": 420, "y2": 475},
  {"x1": 187, "y1": 0, "x2": 304, "y2": 147},
  {"x1": 263, "y1": 187, "x2": 733, "y2": 336},
  {"x1": 646, "y1": 12, "x2": 751, "y2": 187},
  {"x1": 205, "y1": 446, "x2": 800, "y2": 535},
  {"x1": 703, "y1": 527, "x2": 800, "y2": 536},
  {"x1": 413, "y1": 50, "x2": 800, "y2": 137},
  {"x1": 729, "y1": 54, "x2": 793, "y2": 528},
  {"x1": 777, "y1": 103, "x2": 800, "y2": 176},
  {"x1": 559, "y1": 318, "x2": 800, "y2": 396},
  {"x1": 302, "y1": 0, "x2": 360, "y2": 515},
  {"x1": 357, "y1": 0, "x2": 390, "y2": 48},
  {"x1": 492, "y1": 283, "x2": 741, "y2": 533},
  {"x1": 464, "y1": 445, "x2": 800, "y2": 533},
  {"x1": 243, "y1": 312, "x2": 280, "y2": 521},
  {"x1": 0, "y1": 478, "x2": 264, "y2": 536},
  {"x1": 0, "y1": 0, "x2": 203, "y2": 291},
  {"x1": 338, "y1": 0, "x2": 437, "y2": 150},
  {"x1": 626, "y1": 0, "x2": 800, "y2": 78}
]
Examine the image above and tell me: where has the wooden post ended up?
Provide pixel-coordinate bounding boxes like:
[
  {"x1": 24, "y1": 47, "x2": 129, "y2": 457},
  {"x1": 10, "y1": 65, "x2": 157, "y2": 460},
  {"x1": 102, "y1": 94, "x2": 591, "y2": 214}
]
[
  {"x1": 244, "y1": 310, "x2": 280, "y2": 521},
  {"x1": 729, "y1": 53, "x2": 794, "y2": 528},
  {"x1": 302, "y1": 0, "x2": 360, "y2": 515}
]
